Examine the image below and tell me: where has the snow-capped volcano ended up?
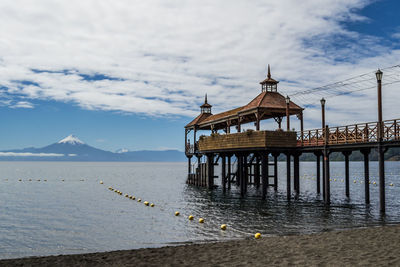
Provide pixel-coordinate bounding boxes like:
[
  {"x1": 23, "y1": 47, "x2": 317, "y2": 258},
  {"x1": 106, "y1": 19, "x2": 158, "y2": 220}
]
[{"x1": 58, "y1": 135, "x2": 84, "y2": 145}]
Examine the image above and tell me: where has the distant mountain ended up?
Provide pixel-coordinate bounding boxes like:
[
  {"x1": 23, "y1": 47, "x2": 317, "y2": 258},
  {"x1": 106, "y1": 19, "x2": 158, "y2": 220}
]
[{"x1": 0, "y1": 135, "x2": 186, "y2": 162}]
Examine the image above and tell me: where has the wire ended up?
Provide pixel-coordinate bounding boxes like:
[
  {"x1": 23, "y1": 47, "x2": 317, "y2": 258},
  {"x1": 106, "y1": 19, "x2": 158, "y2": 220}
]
[{"x1": 288, "y1": 64, "x2": 400, "y2": 106}]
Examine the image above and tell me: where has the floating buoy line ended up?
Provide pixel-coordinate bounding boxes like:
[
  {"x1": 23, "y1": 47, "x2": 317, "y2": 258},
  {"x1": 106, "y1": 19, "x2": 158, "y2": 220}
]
[{"x1": 103, "y1": 182, "x2": 259, "y2": 239}]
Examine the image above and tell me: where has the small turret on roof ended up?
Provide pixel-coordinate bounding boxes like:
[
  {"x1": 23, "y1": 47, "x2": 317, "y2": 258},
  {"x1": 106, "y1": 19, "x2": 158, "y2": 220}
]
[
  {"x1": 260, "y1": 64, "x2": 279, "y2": 92},
  {"x1": 185, "y1": 94, "x2": 213, "y2": 128},
  {"x1": 200, "y1": 94, "x2": 212, "y2": 113}
]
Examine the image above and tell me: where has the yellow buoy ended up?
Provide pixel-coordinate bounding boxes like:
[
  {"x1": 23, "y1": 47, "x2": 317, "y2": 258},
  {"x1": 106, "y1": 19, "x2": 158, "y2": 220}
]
[
  {"x1": 44, "y1": 179, "x2": 47, "y2": 182},
  {"x1": 137, "y1": 198, "x2": 141, "y2": 202},
  {"x1": 125, "y1": 194, "x2": 129, "y2": 197},
  {"x1": 175, "y1": 211, "x2": 180, "y2": 216},
  {"x1": 221, "y1": 224, "x2": 227, "y2": 230},
  {"x1": 188, "y1": 215, "x2": 194, "y2": 220},
  {"x1": 150, "y1": 203, "x2": 155, "y2": 207},
  {"x1": 373, "y1": 181, "x2": 377, "y2": 185},
  {"x1": 132, "y1": 196, "x2": 136, "y2": 200},
  {"x1": 353, "y1": 180, "x2": 357, "y2": 183},
  {"x1": 334, "y1": 179, "x2": 337, "y2": 182},
  {"x1": 390, "y1": 183, "x2": 394, "y2": 186},
  {"x1": 199, "y1": 218, "x2": 204, "y2": 223},
  {"x1": 18, "y1": 179, "x2": 22, "y2": 181},
  {"x1": 255, "y1": 233, "x2": 261, "y2": 239},
  {"x1": 100, "y1": 181, "x2": 103, "y2": 184},
  {"x1": 62, "y1": 179, "x2": 65, "y2": 182},
  {"x1": 144, "y1": 201, "x2": 149, "y2": 206}
]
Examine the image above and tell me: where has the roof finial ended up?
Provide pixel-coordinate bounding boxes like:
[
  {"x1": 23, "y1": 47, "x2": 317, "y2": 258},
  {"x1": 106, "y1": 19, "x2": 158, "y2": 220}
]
[
  {"x1": 205, "y1": 93, "x2": 208, "y2": 104},
  {"x1": 267, "y1": 64, "x2": 271, "y2": 79}
]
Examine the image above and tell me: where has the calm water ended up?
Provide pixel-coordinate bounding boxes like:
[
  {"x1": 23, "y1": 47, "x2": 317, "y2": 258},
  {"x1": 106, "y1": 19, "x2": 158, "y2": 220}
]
[{"x1": 0, "y1": 161, "x2": 400, "y2": 259}]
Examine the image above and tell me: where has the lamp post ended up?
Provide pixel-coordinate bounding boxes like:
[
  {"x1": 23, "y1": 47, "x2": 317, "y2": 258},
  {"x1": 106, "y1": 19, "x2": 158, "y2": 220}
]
[
  {"x1": 376, "y1": 69, "x2": 383, "y2": 140},
  {"x1": 320, "y1": 98, "x2": 326, "y2": 130},
  {"x1": 376, "y1": 69, "x2": 385, "y2": 213},
  {"x1": 286, "y1": 95, "x2": 290, "y2": 131}
]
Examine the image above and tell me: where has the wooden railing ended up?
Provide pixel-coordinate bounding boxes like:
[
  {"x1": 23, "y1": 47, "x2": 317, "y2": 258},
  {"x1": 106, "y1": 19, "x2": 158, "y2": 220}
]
[{"x1": 297, "y1": 119, "x2": 400, "y2": 146}]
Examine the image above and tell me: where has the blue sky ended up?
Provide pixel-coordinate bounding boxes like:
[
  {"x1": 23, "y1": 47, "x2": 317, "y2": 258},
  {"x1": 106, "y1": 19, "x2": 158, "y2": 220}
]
[{"x1": 1, "y1": 0, "x2": 400, "y2": 152}]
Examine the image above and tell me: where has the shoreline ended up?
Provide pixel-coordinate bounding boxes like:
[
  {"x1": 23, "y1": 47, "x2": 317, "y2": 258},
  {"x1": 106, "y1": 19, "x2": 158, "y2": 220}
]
[{"x1": 2, "y1": 224, "x2": 400, "y2": 266}]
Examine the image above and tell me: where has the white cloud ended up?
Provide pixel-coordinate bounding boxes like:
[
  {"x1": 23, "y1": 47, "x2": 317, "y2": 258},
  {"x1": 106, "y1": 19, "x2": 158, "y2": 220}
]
[
  {"x1": 0, "y1": 152, "x2": 63, "y2": 157},
  {"x1": 10, "y1": 101, "x2": 34, "y2": 109},
  {"x1": 0, "y1": 0, "x2": 399, "y2": 128}
]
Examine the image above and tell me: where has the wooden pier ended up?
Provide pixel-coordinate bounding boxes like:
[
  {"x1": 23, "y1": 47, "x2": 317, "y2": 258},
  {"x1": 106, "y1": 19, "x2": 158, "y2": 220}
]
[{"x1": 185, "y1": 66, "x2": 397, "y2": 213}]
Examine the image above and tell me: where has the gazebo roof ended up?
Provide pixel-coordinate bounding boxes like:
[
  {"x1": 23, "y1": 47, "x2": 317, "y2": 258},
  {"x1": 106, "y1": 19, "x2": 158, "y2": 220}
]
[
  {"x1": 185, "y1": 112, "x2": 212, "y2": 128},
  {"x1": 239, "y1": 91, "x2": 302, "y2": 115},
  {"x1": 185, "y1": 66, "x2": 304, "y2": 130}
]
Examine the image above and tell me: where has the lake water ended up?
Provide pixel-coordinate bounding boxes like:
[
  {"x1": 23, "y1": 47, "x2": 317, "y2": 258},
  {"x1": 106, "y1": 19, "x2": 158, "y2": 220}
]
[{"x1": 0, "y1": 161, "x2": 400, "y2": 259}]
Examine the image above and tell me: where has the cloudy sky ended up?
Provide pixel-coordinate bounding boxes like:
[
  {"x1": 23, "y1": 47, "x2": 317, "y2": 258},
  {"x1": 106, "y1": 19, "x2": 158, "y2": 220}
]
[{"x1": 0, "y1": 0, "x2": 400, "y2": 151}]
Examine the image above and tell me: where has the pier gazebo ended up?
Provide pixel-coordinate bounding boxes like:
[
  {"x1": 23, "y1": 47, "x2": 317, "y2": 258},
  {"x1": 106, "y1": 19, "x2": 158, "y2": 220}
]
[
  {"x1": 184, "y1": 65, "x2": 398, "y2": 213},
  {"x1": 185, "y1": 65, "x2": 304, "y2": 154},
  {"x1": 185, "y1": 66, "x2": 305, "y2": 197}
]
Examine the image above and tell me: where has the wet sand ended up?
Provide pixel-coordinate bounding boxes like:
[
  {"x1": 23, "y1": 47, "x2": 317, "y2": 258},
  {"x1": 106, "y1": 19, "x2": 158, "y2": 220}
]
[{"x1": 2, "y1": 224, "x2": 400, "y2": 266}]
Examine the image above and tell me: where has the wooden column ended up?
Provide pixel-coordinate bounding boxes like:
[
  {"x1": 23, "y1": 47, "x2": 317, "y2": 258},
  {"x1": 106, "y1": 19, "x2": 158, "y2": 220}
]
[
  {"x1": 255, "y1": 155, "x2": 260, "y2": 187},
  {"x1": 221, "y1": 155, "x2": 226, "y2": 193},
  {"x1": 255, "y1": 111, "x2": 260, "y2": 131},
  {"x1": 378, "y1": 143, "x2": 385, "y2": 212},
  {"x1": 315, "y1": 152, "x2": 321, "y2": 194},
  {"x1": 188, "y1": 156, "x2": 192, "y2": 174},
  {"x1": 207, "y1": 154, "x2": 214, "y2": 189},
  {"x1": 323, "y1": 149, "x2": 330, "y2": 204},
  {"x1": 196, "y1": 155, "x2": 201, "y2": 186},
  {"x1": 286, "y1": 153, "x2": 291, "y2": 200},
  {"x1": 343, "y1": 151, "x2": 351, "y2": 198},
  {"x1": 261, "y1": 152, "x2": 268, "y2": 199},
  {"x1": 274, "y1": 153, "x2": 278, "y2": 191},
  {"x1": 238, "y1": 154, "x2": 244, "y2": 196},
  {"x1": 322, "y1": 155, "x2": 326, "y2": 200},
  {"x1": 227, "y1": 155, "x2": 231, "y2": 190},
  {"x1": 294, "y1": 153, "x2": 300, "y2": 198},
  {"x1": 244, "y1": 154, "x2": 248, "y2": 194},
  {"x1": 300, "y1": 112, "x2": 304, "y2": 145},
  {"x1": 361, "y1": 149, "x2": 370, "y2": 204}
]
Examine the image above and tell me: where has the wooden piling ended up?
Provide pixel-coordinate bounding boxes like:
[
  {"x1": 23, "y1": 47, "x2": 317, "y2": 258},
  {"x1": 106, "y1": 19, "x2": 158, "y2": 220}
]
[
  {"x1": 261, "y1": 152, "x2": 268, "y2": 199},
  {"x1": 323, "y1": 150, "x2": 330, "y2": 204},
  {"x1": 378, "y1": 144, "x2": 385, "y2": 212},
  {"x1": 343, "y1": 151, "x2": 351, "y2": 198},
  {"x1": 294, "y1": 153, "x2": 300, "y2": 198},
  {"x1": 227, "y1": 155, "x2": 231, "y2": 190},
  {"x1": 273, "y1": 153, "x2": 278, "y2": 191},
  {"x1": 361, "y1": 149, "x2": 370, "y2": 204},
  {"x1": 255, "y1": 156, "x2": 260, "y2": 187},
  {"x1": 315, "y1": 152, "x2": 321, "y2": 194},
  {"x1": 222, "y1": 155, "x2": 226, "y2": 192},
  {"x1": 286, "y1": 153, "x2": 291, "y2": 200}
]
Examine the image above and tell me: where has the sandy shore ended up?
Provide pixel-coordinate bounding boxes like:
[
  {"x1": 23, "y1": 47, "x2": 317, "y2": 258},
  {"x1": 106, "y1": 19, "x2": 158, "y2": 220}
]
[{"x1": 2, "y1": 224, "x2": 400, "y2": 266}]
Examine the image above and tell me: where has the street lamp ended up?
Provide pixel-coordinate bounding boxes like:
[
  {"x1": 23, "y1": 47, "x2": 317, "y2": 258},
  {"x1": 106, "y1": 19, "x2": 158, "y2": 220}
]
[
  {"x1": 320, "y1": 98, "x2": 326, "y2": 130},
  {"x1": 286, "y1": 96, "x2": 290, "y2": 131},
  {"x1": 376, "y1": 69, "x2": 385, "y2": 213},
  {"x1": 376, "y1": 69, "x2": 383, "y2": 140}
]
